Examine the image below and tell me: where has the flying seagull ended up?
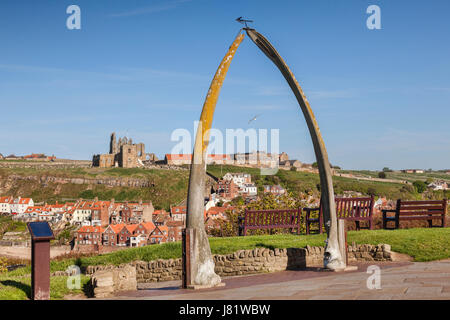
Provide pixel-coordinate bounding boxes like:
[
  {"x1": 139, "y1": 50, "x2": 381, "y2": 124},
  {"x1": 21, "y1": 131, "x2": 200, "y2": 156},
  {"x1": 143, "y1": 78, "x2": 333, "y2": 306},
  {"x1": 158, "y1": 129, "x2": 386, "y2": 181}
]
[
  {"x1": 236, "y1": 17, "x2": 253, "y2": 28},
  {"x1": 248, "y1": 114, "x2": 262, "y2": 124}
]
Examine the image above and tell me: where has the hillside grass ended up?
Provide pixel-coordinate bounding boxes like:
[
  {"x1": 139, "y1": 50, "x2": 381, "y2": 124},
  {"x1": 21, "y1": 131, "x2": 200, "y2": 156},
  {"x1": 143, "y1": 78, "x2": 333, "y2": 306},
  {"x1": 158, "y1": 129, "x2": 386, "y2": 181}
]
[
  {"x1": 340, "y1": 169, "x2": 450, "y2": 184},
  {"x1": 206, "y1": 165, "x2": 421, "y2": 200},
  {"x1": 0, "y1": 167, "x2": 190, "y2": 210},
  {"x1": 0, "y1": 164, "x2": 446, "y2": 210}
]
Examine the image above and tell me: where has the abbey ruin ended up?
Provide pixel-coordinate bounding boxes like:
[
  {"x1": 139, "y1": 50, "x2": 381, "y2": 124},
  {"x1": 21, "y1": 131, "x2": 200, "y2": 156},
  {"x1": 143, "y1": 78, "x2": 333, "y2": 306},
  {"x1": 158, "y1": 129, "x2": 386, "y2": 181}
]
[{"x1": 92, "y1": 133, "x2": 157, "y2": 168}]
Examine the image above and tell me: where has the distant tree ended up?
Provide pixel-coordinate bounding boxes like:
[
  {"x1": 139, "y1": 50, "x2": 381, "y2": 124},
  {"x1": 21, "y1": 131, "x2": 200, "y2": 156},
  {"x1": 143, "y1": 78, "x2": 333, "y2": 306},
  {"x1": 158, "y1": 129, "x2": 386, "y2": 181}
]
[
  {"x1": 312, "y1": 162, "x2": 318, "y2": 168},
  {"x1": 378, "y1": 172, "x2": 386, "y2": 179},
  {"x1": 382, "y1": 167, "x2": 392, "y2": 172},
  {"x1": 413, "y1": 180, "x2": 427, "y2": 193}
]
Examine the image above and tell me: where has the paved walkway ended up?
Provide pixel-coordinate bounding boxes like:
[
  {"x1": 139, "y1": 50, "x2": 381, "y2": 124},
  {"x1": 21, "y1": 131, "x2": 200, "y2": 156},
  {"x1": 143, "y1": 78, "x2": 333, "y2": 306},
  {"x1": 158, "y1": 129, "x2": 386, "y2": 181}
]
[{"x1": 113, "y1": 260, "x2": 450, "y2": 300}]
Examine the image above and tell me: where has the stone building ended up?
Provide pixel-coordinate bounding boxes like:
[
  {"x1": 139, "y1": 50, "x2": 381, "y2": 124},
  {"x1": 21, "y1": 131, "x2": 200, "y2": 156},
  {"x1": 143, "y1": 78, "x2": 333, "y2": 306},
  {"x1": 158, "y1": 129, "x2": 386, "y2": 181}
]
[{"x1": 93, "y1": 133, "x2": 150, "y2": 168}]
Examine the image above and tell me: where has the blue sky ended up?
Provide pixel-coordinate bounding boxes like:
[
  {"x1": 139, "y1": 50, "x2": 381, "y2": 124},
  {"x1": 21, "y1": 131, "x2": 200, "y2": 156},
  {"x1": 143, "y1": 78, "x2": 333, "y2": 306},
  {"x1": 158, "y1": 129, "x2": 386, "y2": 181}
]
[{"x1": 0, "y1": 0, "x2": 449, "y2": 170}]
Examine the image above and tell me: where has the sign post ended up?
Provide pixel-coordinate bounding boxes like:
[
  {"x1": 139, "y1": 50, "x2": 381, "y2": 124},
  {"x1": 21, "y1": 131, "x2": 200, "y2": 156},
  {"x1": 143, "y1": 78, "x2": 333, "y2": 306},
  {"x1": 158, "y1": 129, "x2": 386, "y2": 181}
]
[
  {"x1": 27, "y1": 222, "x2": 55, "y2": 300},
  {"x1": 181, "y1": 228, "x2": 194, "y2": 288}
]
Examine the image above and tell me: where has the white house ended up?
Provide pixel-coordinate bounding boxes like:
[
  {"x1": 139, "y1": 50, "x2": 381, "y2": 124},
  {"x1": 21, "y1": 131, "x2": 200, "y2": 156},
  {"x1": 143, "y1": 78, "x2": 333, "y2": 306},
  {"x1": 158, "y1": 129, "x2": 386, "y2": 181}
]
[
  {"x1": 0, "y1": 196, "x2": 13, "y2": 214},
  {"x1": 241, "y1": 183, "x2": 258, "y2": 196},
  {"x1": 71, "y1": 201, "x2": 94, "y2": 224},
  {"x1": 223, "y1": 172, "x2": 252, "y2": 188},
  {"x1": 428, "y1": 180, "x2": 449, "y2": 191},
  {"x1": 10, "y1": 197, "x2": 34, "y2": 214}
]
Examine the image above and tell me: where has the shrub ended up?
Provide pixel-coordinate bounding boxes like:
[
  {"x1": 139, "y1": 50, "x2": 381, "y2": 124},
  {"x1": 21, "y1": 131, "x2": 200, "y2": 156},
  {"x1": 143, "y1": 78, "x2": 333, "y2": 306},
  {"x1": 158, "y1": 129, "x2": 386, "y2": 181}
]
[
  {"x1": 413, "y1": 180, "x2": 427, "y2": 193},
  {"x1": 0, "y1": 257, "x2": 8, "y2": 273},
  {"x1": 378, "y1": 172, "x2": 386, "y2": 179}
]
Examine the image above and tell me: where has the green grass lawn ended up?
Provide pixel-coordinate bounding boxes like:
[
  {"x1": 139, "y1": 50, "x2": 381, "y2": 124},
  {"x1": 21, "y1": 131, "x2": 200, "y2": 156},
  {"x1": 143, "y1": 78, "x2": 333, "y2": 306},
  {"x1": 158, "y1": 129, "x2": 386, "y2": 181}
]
[
  {"x1": 0, "y1": 274, "x2": 91, "y2": 300},
  {"x1": 2, "y1": 227, "x2": 450, "y2": 300}
]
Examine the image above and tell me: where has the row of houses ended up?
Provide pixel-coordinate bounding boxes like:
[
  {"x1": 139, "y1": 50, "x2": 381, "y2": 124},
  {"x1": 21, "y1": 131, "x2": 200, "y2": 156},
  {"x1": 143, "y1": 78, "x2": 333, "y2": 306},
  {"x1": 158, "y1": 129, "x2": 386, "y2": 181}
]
[
  {"x1": 0, "y1": 196, "x2": 34, "y2": 215},
  {"x1": 2, "y1": 196, "x2": 154, "y2": 226},
  {"x1": 73, "y1": 204, "x2": 232, "y2": 250},
  {"x1": 0, "y1": 153, "x2": 56, "y2": 161},
  {"x1": 163, "y1": 151, "x2": 300, "y2": 168},
  {"x1": 75, "y1": 222, "x2": 171, "y2": 248}
]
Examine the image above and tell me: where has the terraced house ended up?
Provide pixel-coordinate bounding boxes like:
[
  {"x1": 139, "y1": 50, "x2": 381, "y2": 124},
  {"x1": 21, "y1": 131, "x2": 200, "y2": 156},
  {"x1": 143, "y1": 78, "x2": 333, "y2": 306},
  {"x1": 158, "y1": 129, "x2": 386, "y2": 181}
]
[{"x1": 76, "y1": 226, "x2": 105, "y2": 246}]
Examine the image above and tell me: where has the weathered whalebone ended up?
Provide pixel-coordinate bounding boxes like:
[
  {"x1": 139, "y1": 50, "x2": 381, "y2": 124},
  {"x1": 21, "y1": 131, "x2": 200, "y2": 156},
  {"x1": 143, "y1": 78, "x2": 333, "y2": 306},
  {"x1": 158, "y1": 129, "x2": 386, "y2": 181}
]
[
  {"x1": 244, "y1": 28, "x2": 345, "y2": 270},
  {"x1": 186, "y1": 33, "x2": 245, "y2": 286},
  {"x1": 186, "y1": 28, "x2": 344, "y2": 287}
]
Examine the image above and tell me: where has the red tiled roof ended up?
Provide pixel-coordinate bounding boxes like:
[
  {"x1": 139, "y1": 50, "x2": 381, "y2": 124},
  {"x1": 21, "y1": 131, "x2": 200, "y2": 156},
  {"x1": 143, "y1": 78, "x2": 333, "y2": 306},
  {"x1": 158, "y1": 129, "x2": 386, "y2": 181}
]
[
  {"x1": 109, "y1": 224, "x2": 126, "y2": 233},
  {"x1": 207, "y1": 206, "x2": 227, "y2": 215},
  {"x1": 77, "y1": 226, "x2": 105, "y2": 233},
  {"x1": 17, "y1": 198, "x2": 32, "y2": 205},
  {"x1": 165, "y1": 154, "x2": 191, "y2": 160},
  {"x1": 170, "y1": 206, "x2": 186, "y2": 214},
  {"x1": 0, "y1": 196, "x2": 13, "y2": 204},
  {"x1": 140, "y1": 221, "x2": 156, "y2": 232},
  {"x1": 125, "y1": 224, "x2": 139, "y2": 233}
]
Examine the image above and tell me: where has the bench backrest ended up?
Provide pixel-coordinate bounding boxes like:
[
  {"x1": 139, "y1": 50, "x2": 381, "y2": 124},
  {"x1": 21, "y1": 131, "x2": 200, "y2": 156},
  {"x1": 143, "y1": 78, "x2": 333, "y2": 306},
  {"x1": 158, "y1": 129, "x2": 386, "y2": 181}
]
[
  {"x1": 244, "y1": 208, "x2": 301, "y2": 229},
  {"x1": 334, "y1": 196, "x2": 374, "y2": 218},
  {"x1": 397, "y1": 199, "x2": 447, "y2": 216}
]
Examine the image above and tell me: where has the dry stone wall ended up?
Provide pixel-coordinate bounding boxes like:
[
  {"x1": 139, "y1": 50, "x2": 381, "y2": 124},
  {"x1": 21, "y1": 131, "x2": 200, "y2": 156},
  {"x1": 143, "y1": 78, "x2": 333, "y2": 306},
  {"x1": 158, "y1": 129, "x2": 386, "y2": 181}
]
[{"x1": 85, "y1": 244, "x2": 392, "y2": 284}]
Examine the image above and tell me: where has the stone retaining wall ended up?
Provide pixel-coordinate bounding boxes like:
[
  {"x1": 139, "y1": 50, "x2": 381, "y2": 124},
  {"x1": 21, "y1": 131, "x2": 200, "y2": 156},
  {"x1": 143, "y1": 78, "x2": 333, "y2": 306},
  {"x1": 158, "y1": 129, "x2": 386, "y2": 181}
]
[
  {"x1": 0, "y1": 161, "x2": 91, "y2": 169},
  {"x1": 84, "y1": 244, "x2": 392, "y2": 283}
]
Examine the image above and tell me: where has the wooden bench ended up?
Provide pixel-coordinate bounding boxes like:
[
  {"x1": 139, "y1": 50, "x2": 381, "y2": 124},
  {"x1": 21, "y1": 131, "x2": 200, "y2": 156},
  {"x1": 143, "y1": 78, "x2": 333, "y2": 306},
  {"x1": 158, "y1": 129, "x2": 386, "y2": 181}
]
[
  {"x1": 382, "y1": 199, "x2": 447, "y2": 229},
  {"x1": 304, "y1": 196, "x2": 375, "y2": 235},
  {"x1": 239, "y1": 208, "x2": 302, "y2": 236}
]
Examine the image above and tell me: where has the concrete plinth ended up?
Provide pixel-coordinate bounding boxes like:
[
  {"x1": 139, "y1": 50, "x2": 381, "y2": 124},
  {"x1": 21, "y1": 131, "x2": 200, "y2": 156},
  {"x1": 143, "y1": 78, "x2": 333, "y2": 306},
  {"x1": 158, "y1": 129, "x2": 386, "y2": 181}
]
[{"x1": 185, "y1": 282, "x2": 226, "y2": 290}]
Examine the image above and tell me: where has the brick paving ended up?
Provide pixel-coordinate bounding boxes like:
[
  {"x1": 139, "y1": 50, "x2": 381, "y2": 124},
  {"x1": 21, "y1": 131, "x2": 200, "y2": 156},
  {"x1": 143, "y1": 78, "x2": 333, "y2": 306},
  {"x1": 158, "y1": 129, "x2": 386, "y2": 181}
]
[{"x1": 110, "y1": 260, "x2": 450, "y2": 300}]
